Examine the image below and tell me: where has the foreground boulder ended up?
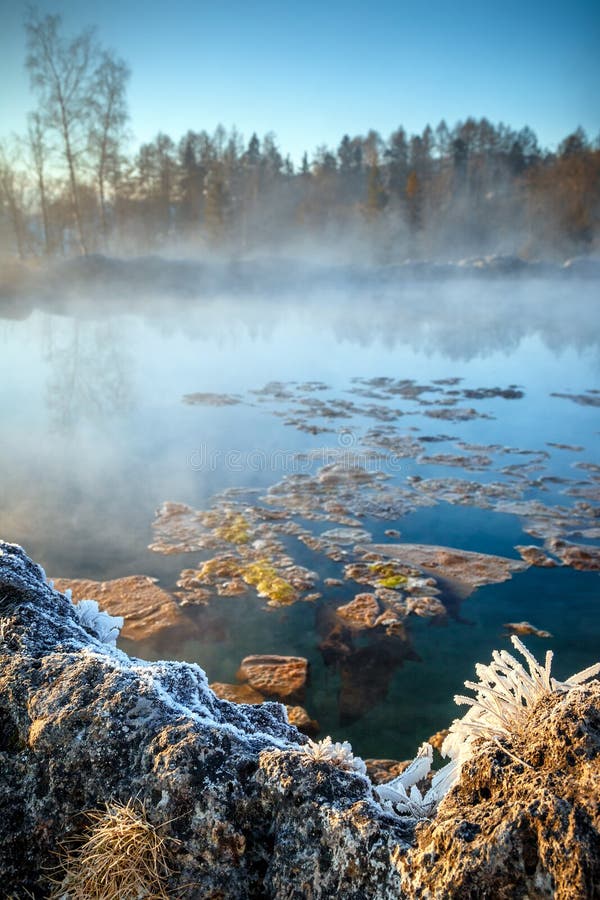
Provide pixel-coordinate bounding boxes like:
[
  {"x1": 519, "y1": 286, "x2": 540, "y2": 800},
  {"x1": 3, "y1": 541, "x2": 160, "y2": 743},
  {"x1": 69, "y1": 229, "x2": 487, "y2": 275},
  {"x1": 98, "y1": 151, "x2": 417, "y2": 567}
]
[
  {"x1": 0, "y1": 542, "x2": 410, "y2": 898},
  {"x1": 404, "y1": 686, "x2": 600, "y2": 898},
  {"x1": 1, "y1": 541, "x2": 599, "y2": 898}
]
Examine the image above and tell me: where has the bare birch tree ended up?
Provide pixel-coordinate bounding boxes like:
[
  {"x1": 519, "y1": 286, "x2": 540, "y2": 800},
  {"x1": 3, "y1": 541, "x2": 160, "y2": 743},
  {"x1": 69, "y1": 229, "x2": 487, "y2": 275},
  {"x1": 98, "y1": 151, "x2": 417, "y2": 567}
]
[
  {"x1": 27, "y1": 112, "x2": 52, "y2": 254},
  {"x1": 25, "y1": 11, "x2": 96, "y2": 254},
  {"x1": 89, "y1": 51, "x2": 130, "y2": 243}
]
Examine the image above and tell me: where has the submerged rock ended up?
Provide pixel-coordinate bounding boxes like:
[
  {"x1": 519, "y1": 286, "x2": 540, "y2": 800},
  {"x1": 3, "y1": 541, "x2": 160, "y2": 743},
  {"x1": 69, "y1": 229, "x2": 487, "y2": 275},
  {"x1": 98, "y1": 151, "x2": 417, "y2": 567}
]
[
  {"x1": 337, "y1": 639, "x2": 419, "y2": 725},
  {"x1": 418, "y1": 452, "x2": 492, "y2": 470},
  {"x1": 462, "y1": 385, "x2": 524, "y2": 400},
  {"x1": 236, "y1": 654, "x2": 309, "y2": 703},
  {"x1": 424, "y1": 406, "x2": 492, "y2": 422},
  {"x1": 336, "y1": 592, "x2": 382, "y2": 629},
  {"x1": 546, "y1": 538, "x2": 600, "y2": 571},
  {"x1": 182, "y1": 391, "x2": 242, "y2": 406},
  {"x1": 409, "y1": 475, "x2": 523, "y2": 510},
  {"x1": 320, "y1": 526, "x2": 373, "y2": 544},
  {"x1": 369, "y1": 543, "x2": 528, "y2": 594},
  {"x1": 504, "y1": 620, "x2": 553, "y2": 639},
  {"x1": 344, "y1": 557, "x2": 424, "y2": 592},
  {"x1": 515, "y1": 544, "x2": 557, "y2": 567},
  {"x1": 52, "y1": 574, "x2": 188, "y2": 641},
  {"x1": 209, "y1": 681, "x2": 265, "y2": 704},
  {"x1": 149, "y1": 500, "x2": 217, "y2": 554},
  {"x1": 151, "y1": 499, "x2": 319, "y2": 607},
  {"x1": 550, "y1": 390, "x2": 600, "y2": 407},
  {"x1": 174, "y1": 570, "x2": 214, "y2": 604},
  {"x1": 285, "y1": 705, "x2": 320, "y2": 737},
  {"x1": 546, "y1": 441, "x2": 585, "y2": 452},
  {"x1": 366, "y1": 758, "x2": 413, "y2": 784},
  {"x1": 405, "y1": 595, "x2": 446, "y2": 618},
  {"x1": 427, "y1": 728, "x2": 450, "y2": 752}
]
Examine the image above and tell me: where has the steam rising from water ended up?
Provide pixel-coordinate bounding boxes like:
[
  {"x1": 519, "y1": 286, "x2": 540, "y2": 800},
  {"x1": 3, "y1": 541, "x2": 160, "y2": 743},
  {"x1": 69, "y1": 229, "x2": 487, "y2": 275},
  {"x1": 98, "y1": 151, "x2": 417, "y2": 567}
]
[{"x1": 3, "y1": 254, "x2": 600, "y2": 360}]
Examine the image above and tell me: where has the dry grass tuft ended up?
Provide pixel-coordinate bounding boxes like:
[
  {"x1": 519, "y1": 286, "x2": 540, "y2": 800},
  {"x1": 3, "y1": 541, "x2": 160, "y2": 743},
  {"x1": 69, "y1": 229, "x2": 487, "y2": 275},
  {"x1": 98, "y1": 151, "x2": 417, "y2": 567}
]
[{"x1": 49, "y1": 798, "x2": 179, "y2": 900}]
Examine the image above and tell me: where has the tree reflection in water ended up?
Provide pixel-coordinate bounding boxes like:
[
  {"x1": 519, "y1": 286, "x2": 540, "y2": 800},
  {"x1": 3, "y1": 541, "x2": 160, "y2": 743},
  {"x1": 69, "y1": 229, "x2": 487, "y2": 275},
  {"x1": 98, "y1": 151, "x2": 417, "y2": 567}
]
[{"x1": 44, "y1": 318, "x2": 134, "y2": 431}]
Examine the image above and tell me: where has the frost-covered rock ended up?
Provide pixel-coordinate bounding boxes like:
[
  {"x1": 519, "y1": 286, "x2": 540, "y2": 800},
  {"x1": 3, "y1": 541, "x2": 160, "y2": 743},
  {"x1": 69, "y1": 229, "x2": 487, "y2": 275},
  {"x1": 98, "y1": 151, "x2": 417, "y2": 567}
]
[
  {"x1": 0, "y1": 541, "x2": 410, "y2": 898},
  {"x1": 1, "y1": 540, "x2": 599, "y2": 898},
  {"x1": 401, "y1": 682, "x2": 600, "y2": 897},
  {"x1": 375, "y1": 636, "x2": 600, "y2": 825}
]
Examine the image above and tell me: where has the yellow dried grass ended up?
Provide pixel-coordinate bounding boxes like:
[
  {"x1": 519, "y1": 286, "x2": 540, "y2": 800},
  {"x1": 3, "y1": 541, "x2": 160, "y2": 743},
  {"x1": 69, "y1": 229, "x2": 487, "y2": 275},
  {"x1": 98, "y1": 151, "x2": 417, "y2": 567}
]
[{"x1": 49, "y1": 798, "x2": 179, "y2": 900}]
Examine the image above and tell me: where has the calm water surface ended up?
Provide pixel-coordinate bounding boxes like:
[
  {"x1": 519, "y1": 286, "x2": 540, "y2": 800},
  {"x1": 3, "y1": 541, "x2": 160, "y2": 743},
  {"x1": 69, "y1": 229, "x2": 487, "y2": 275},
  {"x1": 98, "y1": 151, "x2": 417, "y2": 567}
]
[{"x1": 1, "y1": 267, "x2": 598, "y2": 758}]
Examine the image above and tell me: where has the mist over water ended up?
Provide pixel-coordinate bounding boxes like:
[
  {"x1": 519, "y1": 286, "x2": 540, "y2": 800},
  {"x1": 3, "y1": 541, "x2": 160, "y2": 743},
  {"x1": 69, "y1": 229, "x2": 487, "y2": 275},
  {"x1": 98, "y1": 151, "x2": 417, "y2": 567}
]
[{"x1": 1, "y1": 258, "x2": 599, "y2": 758}]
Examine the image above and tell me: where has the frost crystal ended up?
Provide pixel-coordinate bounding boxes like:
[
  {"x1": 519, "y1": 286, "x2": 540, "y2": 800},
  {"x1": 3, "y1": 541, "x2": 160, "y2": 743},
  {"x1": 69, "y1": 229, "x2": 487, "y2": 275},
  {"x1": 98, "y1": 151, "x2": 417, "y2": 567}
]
[
  {"x1": 377, "y1": 742, "x2": 436, "y2": 818},
  {"x1": 442, "y1": 635, "x2": 600, "y2": 762},
  {"x1": 73, "y1": 599, "x2": 124, "y2": 647},
  {"x1": 302, "y1": 735, "x2": 367, "y2": 775},
  {"x1": 378, "y1": 636, "x2": 600, "y2": 820}
]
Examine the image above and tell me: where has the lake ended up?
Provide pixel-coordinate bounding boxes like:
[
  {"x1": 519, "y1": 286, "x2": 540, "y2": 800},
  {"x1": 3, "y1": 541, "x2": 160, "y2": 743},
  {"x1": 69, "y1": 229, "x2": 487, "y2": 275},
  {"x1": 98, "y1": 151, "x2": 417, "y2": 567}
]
[{"x1": 1, "y1": 256, "x2": 598, "y2": 760}]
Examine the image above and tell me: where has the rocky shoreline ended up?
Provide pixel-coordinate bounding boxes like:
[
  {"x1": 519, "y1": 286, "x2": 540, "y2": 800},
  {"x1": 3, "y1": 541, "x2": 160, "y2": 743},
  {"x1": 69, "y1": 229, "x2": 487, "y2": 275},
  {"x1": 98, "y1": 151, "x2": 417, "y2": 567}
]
[{"x1": 1, "y1": 540, "x2": 599, "y2": 898}]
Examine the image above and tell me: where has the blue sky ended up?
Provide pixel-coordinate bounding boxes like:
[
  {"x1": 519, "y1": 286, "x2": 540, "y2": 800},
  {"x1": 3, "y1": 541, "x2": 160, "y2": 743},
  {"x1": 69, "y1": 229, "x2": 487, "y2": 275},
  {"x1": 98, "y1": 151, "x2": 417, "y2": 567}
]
[{"x1": 1, "y1": 0, "x2": 598, "y2": 162}]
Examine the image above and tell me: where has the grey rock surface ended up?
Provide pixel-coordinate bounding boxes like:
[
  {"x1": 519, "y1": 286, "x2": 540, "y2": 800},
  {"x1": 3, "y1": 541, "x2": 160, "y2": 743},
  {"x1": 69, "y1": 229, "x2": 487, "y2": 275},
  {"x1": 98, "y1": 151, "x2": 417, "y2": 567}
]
[{"x1": 0, "y1": 541, "x2": 410, "y2": 898}]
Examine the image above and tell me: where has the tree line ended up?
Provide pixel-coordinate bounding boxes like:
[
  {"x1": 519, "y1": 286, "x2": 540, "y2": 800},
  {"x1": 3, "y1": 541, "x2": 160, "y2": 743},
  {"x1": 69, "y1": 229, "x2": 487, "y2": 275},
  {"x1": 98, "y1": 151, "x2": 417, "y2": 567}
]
[{"x1": 1, "y1": 11, "x2": 599, "y2": 262}]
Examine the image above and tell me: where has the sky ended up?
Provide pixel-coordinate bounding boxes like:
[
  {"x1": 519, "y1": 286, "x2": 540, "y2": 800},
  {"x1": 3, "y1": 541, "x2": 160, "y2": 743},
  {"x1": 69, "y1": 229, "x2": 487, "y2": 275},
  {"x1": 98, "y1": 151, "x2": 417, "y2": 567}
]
[{"x1": 1, "y1": 0, "x2": 599, "y2": 163}]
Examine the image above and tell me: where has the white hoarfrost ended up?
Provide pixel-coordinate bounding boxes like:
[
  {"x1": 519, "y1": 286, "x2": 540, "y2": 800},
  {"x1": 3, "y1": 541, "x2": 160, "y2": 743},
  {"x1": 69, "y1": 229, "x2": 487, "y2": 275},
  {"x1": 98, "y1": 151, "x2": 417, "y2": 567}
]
[
  {"x1": 73, "y1": 599, "x2": 124, "y2": 647},
  {"x1": 442, "y1": 635, "x2": 600, "y2": 763},
  {"x1": 302, "y1": 735, "x2": 367, "y2": 775},
  {"x1": 376, "y1": 742, "x2": 454, "y2": 819},
  {"x1": 376, "y1": 635, "x2": 600, "y2": 820}
]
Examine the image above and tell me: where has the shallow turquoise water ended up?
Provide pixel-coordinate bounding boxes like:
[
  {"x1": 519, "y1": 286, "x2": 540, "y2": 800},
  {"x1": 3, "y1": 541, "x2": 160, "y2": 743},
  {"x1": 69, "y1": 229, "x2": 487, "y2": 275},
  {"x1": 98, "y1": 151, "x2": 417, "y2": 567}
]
[{"x1": 1, "y1": 270, "x2": 598, "y2": 759}]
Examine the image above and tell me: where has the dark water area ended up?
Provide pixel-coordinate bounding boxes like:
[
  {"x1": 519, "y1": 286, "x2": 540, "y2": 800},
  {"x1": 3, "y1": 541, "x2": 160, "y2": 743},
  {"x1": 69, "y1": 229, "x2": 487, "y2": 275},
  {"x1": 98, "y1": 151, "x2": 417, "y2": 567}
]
[{"x1": 1, "y1": 259, "x2": 598, "y2": 760}]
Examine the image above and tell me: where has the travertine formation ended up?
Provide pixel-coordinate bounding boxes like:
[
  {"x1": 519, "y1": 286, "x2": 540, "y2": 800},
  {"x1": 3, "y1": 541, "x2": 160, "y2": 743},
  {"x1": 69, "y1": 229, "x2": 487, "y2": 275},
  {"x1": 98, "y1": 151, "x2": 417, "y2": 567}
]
[{"x1": 369, "y1": 542, "x2": 528, "y2": 593}]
